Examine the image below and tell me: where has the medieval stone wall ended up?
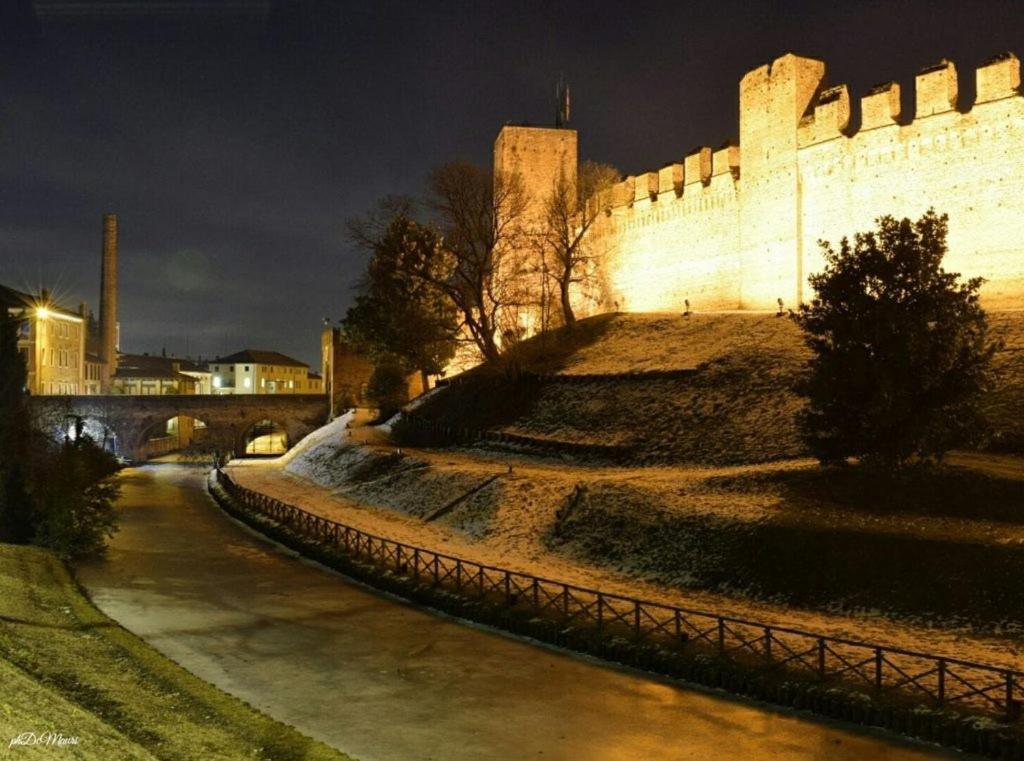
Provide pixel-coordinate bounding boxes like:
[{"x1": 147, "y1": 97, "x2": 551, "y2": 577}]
[
  {"x1": 499, "y1": 52, "x2": 1024, "y2": 318},
  {"x1": 796, "y1": 57, "x2": 1024, "y2": 309}
]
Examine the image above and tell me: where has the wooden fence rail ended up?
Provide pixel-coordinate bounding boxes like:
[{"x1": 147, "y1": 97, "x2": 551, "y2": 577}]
[{"x1": 215, "y1": 468, "x2": 1022, "y2": 722}]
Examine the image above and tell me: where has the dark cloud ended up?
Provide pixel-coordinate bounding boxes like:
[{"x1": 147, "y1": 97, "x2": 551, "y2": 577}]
[{"x1": 2, "y1": 0, "x2": 1023, "y2": 364}]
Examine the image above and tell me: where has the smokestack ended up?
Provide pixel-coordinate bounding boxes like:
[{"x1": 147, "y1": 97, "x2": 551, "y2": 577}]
[{"x1": 99, "y1": 213, "x2": 118, "y2": 392}]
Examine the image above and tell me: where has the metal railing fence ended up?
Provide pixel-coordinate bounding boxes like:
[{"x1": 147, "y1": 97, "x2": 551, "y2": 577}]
[{"x1": 215, "y1": 468, "x2": 1022, "y2": 722}]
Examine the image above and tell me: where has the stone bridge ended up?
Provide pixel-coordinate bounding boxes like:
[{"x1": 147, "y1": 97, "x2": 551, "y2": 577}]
[{"x1": 29, "y1": 394, "x2": 330, "y2": 460}]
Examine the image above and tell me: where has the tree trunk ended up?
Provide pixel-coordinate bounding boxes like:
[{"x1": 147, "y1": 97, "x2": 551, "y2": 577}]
[{"x1": 560, "y1": 278, "x2": 576, "y2": 326}]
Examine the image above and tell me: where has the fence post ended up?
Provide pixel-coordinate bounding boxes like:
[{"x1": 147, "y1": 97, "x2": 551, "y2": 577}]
[
  {"x1": 413, "y1": 549, "x2": 420, "y2": 581},
  {"x1": 818, "y1": 638, "x2": 826, "y2": 679},
  {"x1": 874, "y1": 648, "x2": 883, "y2": 689},
  {"x1": 433, "y1": 555, "x2": 439, "y2": 584},
  {"x1": 764, "y1": 627, "x2": 773, "y2": 662},
  {"x1": 395, "y1": 545, "x2": 403, "y2": 573},
  {"x1": 504, "y1": 571, "x2": 511, "y2": 604},
  {"x1": 456, "y1": 560, "x2": 462, "y2": 591},
  {"x1": 674, "y1": 610, "x2": 681, "y2": 641},
  {"x1": 532, "y1": 578, "x2": 539, "y2": 609},
  {"x1": 937, "y1": 659, "x2": 946, "y2": 704},
  {"x1": 597, "y1": 594, "x2": 604, "y2": 631},
  {"x1": 717, "y1": 619, "x2": 725, "y2": 654},
  {"x1": 562, "y1": 585, "x2": 570, "y2": 620},
  {"x1": 634, "y1": 602, "x2": 641, "y2": 639}
]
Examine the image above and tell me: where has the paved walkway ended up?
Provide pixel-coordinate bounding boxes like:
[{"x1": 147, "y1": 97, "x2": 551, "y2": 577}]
[{"x1": 77, "y1": 463, "x2": 955, "y2": 761}]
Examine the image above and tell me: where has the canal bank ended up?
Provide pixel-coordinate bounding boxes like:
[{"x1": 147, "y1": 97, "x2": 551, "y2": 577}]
[{"x1": 77, "y1": 463, "x2": 954, "y2": 760}]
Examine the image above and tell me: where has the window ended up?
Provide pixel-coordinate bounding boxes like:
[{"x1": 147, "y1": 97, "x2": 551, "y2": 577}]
[
  {"x1": 244, "y1": 366, "x2": 250, "y2": 372},
  {"x1": 243, "y1": 377, "x2": 252, "y2": 389}
]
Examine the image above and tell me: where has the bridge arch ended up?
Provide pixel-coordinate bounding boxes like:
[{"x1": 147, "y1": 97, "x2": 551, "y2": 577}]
[
  {"x1": 28, "y1": 394, "x2": 329, "y2": 461},
  {"x1": 238, "y1": 418, "x2": 288, "y2": 456}
]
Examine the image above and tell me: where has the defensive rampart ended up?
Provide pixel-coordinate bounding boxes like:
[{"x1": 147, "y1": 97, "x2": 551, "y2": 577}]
[{"x1": 499, "y1": 52, "x2": 1024, "y2": 316}]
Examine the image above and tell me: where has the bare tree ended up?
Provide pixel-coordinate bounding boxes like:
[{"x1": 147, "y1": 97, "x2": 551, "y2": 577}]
[
  {"x1": 540, "y1": 161, "x2": 619, "y2": 326},
  {"x1": 422, "y1": 161, "x2": 529, "y2": 362}
]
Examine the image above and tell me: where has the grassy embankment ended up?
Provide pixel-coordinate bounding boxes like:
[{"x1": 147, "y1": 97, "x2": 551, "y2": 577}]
[
  {"x1": 367, "y1": 311, "x2": 1024, "y2": 627},
  {"x1": 0, "y1": 542, "x2": 349, "y2": 761},
  {"x1": 408, "y1": 311, "x2": 1024, "y2": 463}
]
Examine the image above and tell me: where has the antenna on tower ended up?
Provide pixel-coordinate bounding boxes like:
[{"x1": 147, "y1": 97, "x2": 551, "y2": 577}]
[{"x1": 555, "y1": 75, "x2": 571, "y2": 128}]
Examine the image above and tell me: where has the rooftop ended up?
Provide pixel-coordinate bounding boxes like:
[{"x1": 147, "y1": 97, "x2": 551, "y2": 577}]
[{"x1": 114, "y1": 353, "x2": 205, "y2": 381}]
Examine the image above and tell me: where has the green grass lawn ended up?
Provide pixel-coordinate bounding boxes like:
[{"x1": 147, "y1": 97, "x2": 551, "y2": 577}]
[{"x1": 0, "y1": 543, "x2": 351, "y2": 761}]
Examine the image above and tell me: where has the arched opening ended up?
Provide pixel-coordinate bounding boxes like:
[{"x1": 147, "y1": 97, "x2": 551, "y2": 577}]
[
  {"x1": 62, "y1": 415, "x2": 119, "y2": 455},
  {"x1": 242, "y1": 419, "x2": 289, "y2": 456},
  {"x1": 140, "y1": 415, "x2": 208, "y2": 460}
]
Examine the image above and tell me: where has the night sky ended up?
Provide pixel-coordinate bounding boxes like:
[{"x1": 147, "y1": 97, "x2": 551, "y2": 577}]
[{"x1": 2, "y1": 0, "x2": 1023, "y2": 366}]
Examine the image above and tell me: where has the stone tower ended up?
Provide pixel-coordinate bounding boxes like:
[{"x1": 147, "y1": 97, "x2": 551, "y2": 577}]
[
  {"x1": 493, "y1": 125, "x2": 579, "y2": 334},
  {"x1": 493, "y1": 124, "x2": 578, "y2": 229},
  {"x1": 738, "y1": 53, "x2": 826, "y2": 307},
  {"x1": 99, "y1": 213, "x2": 118, "y2": 392}
]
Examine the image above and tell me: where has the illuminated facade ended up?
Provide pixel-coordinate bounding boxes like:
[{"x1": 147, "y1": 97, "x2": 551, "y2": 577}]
[
  {"x1": 496, "y1": 52, "x2": 1024, "y2": 318},
  {"x1": 210, "y1": 349, "x2": 323, "y2": 395},
  {"x1": 1, "y1": 285, "x2": 86, "y2": 395}
]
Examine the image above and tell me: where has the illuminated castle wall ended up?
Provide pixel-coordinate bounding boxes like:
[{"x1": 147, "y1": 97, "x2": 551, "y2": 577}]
[{"x1": 496, "y1": 52, "x2": 1024, "y2": 315}]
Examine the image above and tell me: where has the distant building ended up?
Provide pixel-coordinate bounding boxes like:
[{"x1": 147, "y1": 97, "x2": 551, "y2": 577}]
[
  {"x1": 209, "y1": 349, "x2": 322, "y2": 395},
  {"x1": 84, "y1": 353, "x2": 104, "y2": 395},
  {"x1": 320, "y1": 326, "x2": 374, "y2": 416},
  {"x1": 320, "y1": 323, "x2": 427, "y2": 418},
  {"x1": 111, "y1": 354, "x2": 207, "y2": 396},
  {"x1": 1, "y1": 284, "x2": 87, "y2": 395}
]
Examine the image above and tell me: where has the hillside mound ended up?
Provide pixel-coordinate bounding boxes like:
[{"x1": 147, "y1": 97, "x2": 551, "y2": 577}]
[{"x1": 401, "y1": 311, "x2": 1024, "y2": 464}]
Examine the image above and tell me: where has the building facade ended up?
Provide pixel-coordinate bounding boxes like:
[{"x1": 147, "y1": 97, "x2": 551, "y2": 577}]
[
  {"x1": 496, "y1": 52, "x2": 1024, "y2": 321},
  {"x1": 1, "y1": 285, "x2": 87, "y2": 395},
  {"x1": 110, "y1": 354, "x2": 207, "y2": 396},
  {"x1": 210, "y1": 349, "x2": 322, "y2": 395}
]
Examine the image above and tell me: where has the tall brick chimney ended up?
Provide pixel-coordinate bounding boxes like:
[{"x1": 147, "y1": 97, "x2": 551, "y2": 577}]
[{"x1": 99, "y1": 213, "x2": 118, "y2": 392}]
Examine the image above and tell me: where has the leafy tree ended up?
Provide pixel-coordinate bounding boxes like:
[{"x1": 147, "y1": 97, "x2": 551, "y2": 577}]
[
  {"x1": 32, "y1": 418, "x2": 120, "y2": 560},
  {"x1": 539, "y1": 161, "x2": 619, "y2": 327},
  {"x1": 795, "y1": 210, "x2": 997, "y2": 470},
  {"x1": 365, "y1": 356, "x2": 409, "y2": 420},
  {"x1": 0, "y1": 308, "x2": 33, "y2": 543},
  {"x1": 345, "y1": 198, "x2": 459, "y2": 389}
]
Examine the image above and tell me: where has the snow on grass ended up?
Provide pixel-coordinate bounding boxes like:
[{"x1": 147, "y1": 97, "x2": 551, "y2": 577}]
[{"x1": 232, "y1": 451, "x2": 1024, "y2": 671}]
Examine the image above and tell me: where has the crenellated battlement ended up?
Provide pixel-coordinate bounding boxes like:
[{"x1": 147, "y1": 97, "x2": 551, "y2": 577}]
[
  {"x1": 799, "y1": 54, "x2": 1023, "y2": 147},
  {"x1": 495, "y1": 49, "x2": 1024, "y2": 320},
  {"x1": 860, "y1": 81, "x2": 901, "y2": 130},
  {"x1": 916, "y1": 59, "x2": 958, "y2": 116},
  {"x1": 978, "y1": 52, "x2": 1021, "y2": 102},
  {"x1": 798, "y1": 85, "x2": 851, "y2": 144},
  {"x1": 582, "y1": 51, "x2": 1024, "y2": 219}
]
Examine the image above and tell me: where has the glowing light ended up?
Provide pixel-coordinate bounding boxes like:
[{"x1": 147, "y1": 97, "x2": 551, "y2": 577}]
[{"x1": 36, "y1": 306, "x2": 51, "y2": 320}]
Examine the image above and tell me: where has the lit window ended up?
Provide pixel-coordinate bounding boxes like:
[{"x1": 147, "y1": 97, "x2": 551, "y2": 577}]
[
  {"x1": 213, "y1": 376, "x2": 222, "y2": 388},
  {"x1": 244, "y1": 377, "x2": 251, "y2": 389}
]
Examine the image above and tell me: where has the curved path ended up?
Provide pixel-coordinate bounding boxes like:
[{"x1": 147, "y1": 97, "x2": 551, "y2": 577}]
[{"x1": 78, "y1": 464, "x2": 954, "y2": 761}]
